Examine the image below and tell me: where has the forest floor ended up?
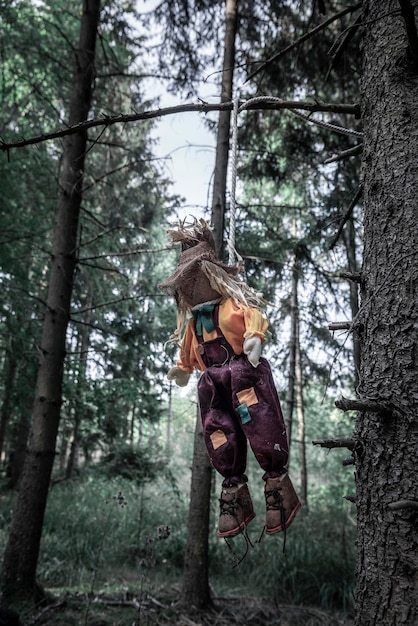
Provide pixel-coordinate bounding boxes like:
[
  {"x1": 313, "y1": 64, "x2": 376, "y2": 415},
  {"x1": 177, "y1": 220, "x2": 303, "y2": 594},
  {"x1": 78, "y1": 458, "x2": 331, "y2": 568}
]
[{"x1": 20, "y1": 586, "x2": 355, "y2": 626}]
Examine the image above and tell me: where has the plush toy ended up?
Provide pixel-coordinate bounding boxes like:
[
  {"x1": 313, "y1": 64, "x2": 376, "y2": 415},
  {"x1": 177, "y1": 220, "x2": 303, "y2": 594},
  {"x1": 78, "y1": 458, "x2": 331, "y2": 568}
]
[{"x1": 159, "y1": 218, "x2": 301, "y2": 538}]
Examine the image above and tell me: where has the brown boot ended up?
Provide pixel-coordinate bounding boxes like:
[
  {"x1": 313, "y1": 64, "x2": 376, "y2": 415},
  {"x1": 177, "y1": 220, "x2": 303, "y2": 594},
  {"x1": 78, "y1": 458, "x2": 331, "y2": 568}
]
[
  {"x1": 217, "y1": 483, "x2": 256, "y2": 538},
  {"x1": 264, "y1": 473, "x2": 301, "y2": 535}
]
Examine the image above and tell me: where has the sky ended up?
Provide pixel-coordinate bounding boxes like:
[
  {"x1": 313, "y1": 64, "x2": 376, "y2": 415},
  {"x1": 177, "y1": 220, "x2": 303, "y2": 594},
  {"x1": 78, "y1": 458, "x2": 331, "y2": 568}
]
[{"x1": 138, "y1": 1, "x2": 219, "y2": 222}]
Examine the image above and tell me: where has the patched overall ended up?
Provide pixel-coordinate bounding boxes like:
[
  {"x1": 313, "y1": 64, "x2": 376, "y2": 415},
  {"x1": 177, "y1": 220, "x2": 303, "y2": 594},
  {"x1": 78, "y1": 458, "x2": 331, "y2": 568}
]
[{"x1": 196, "y1": 306, "x2": 289, "y2": 487}]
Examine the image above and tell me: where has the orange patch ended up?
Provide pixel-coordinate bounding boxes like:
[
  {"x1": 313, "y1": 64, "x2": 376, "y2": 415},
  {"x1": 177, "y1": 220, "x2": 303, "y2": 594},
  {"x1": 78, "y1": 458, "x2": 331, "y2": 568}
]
[
  {"x1": 236, "y1": 387, "x2": 258, "y2": 407},
  {"x1": 210, "y1": 429, "x2": 227, "y2": 450}
]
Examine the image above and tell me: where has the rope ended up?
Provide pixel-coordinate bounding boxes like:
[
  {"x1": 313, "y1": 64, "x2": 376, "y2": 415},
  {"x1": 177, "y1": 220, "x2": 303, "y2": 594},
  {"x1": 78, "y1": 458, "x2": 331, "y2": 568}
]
[
  {"x1": 228, "y1": 95, "x2": 240, "y2": 265},
  {"x1": 225, "y1": 94, "x2": 362, "y2": 264}
]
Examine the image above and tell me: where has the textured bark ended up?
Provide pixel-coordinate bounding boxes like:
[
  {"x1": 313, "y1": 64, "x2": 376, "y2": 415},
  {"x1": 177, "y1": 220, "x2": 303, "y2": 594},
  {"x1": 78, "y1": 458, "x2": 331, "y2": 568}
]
[
  {"x1": 181, "y1": 411, "x2": 213, "y2": 609},
  {"x1": 0, "y1": 0, "x2": 101, "y2": 604},
  {"x1": 211, "y1": 0, "x2": 238, "y2": 258},
  {"x1": 355, "y1": 2, "x2": 418, "y2": 624},
  {"x1": 285, "y1": 250, "x2": 299, "y2": 456},
  {"x1": 180, "y1": 0, "x2": 239, "y2": 609}
]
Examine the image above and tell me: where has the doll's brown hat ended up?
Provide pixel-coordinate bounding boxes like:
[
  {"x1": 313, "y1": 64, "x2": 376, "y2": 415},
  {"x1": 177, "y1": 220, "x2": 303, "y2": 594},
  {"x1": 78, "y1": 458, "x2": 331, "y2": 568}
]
[{"x1": 158, "y1": 219, "x2": 239, "y2": 307}]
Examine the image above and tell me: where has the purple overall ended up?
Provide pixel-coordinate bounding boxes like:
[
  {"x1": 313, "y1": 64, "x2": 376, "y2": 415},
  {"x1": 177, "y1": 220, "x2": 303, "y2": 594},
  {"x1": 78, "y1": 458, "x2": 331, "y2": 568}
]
[{"x1": 196, "y1": 305, "x2": 289, "y2": 487}]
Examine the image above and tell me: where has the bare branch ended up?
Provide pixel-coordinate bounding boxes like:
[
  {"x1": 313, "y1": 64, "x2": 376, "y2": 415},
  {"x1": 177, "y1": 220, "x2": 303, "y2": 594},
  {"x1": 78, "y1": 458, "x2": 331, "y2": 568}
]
[
  {"x1": 398, "y1": 0, "x2": 418, "y2": 66},
  {"x1": 339, "y1": 271, "x2": 362, "y2": 283},
  {"x1": 329, "y1": 184, "x2": 362, "y2": 250},
  {"x1": 0, "y1": 99, "x2": 360, "y2": 152},
  {"x1": 329, "y1": 321, "x2": 352, "y2": 331},
  {"x1": 388, "y1": 499, "x2": 418, "y2": 511},
  {"x1": 324, "y1": 143, "x2": 362, "y2": 164},
  {"x1": 335, "y1": 396, "x2": 392, "y2": 415},
  {"x1": 245, "y1": 3, "x2": 362, "y2": 83},
  {"x1": 312, "y1": 438, "x2": 356, "y2": 451},
  {"x1": 79, "y1": 246, "x2": 171, "y2": 262},
  {"x1": 343, "y1": 495, "x2": 357, "y2": 503}
]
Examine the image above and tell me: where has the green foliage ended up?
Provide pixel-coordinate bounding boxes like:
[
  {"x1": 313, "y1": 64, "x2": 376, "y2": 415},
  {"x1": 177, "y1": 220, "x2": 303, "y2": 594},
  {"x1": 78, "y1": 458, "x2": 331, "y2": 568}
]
[{"x1": 97, "y1": 443, "x2": 165, "y2": 483}]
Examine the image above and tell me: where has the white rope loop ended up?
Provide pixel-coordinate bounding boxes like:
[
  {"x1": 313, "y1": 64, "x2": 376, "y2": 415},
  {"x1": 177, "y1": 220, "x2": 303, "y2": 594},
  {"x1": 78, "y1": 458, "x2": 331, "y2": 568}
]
[{"x1": 225, "y1": 94, "x2": 362, "y2": 265}]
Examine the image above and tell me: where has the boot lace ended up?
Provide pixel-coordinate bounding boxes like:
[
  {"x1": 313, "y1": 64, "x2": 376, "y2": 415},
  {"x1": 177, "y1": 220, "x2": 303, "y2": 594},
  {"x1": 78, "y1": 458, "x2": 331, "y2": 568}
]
[{"x1": 265, "y1": 486, "x2": 287, "y2": 552}]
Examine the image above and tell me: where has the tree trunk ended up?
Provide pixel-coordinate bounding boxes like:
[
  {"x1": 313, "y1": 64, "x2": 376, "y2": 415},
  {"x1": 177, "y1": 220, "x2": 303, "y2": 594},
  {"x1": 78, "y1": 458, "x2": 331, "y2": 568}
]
[
  {"x1": 285, "y1": 249, "x2": 299, "y2": 456},
  {"x1": 295, "y1": 309, "x2": 308, "y2": 507},
  {"x1": 180, "y1": 0, "x2": 238, "y2": 609},
  {"x1": 211, "y1": 0, "x2": 238, "y2": 258},
  {"x1": 342, "y1": 217, "x2": 361, "y2": 391},
  {"x1": 66, "y1": 282, "x2": 92, "y2": 479},
  {"x1": 181, "y1": 405, "x2": 213, "y2": 609},
  {"x1": 355, "y1": 2, "x2": 418, "y2": 624},
  {"x1": 0, "y1": 0, "x2": 101, "y2": 605},
  {"x1": 0, "y1": 347, "x2": 17, "y2": 464}
]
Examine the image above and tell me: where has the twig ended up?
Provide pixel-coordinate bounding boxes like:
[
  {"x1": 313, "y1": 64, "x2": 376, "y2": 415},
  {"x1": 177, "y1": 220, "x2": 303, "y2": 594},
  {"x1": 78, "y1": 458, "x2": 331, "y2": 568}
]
[
  {"x1": 335, "y1": 396, "x2": 392, "y2": 415},
  {"x1": 329, "y1": 184, "x2": 362, "y2": 250},
  {"x1": 398, "y1": 0, "x2": 418, "y2": 65},
  {"x1": 326, "y1": 13, "x2": 363, "y2": 80},
  {"x1": 0, "y1": 99, "x2": 360, "y2": 152},
  {"x1": 324, "y1": 143, "x2": 362, "y2": 163},
  {"x1": 388, "y1": 499, "x2": 418, "y2": 511},
  {"x1": 312, "y1": 438, "x2": 356, "y2": 451},
  {"x1": 329, "y1": 321, "x2": 353, "y2": 331},
  {"x1": 245, "y1": 3, "x2": 362, "y2": 82},
  {"x1": 343, "y1": 495, "x2": 357, "y2": 503},
  {"x1": 339, "y1": 271, "x2": 362, "y2": 283}
]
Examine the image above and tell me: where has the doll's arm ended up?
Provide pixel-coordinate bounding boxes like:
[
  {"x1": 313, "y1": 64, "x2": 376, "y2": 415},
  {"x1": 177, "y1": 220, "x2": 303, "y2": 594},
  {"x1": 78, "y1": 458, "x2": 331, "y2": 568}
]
[
  {"x1": 243, "y1": 307, "x2": 269, "y2": 368},
  {"x1": 166, "y1": 320, "x2": 194, "y2": 386},
  {"x1": 167, "y1": 366, "x2": 191, "y2": 387},
  {"x1": 243, "y1": 335, "x2": 262, "y2": 367}
]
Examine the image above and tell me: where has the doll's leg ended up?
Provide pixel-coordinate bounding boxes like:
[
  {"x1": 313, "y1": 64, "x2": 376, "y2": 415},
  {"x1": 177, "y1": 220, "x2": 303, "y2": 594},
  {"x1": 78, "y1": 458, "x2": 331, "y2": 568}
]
[
  {"x1": 231, "y1": 358, "x2": 301, "y2": 533},
  {"x1": 198, "y1": 367, "x2": 255, "y2": 537},
  {"x1": 231, "y1": 357, "x2": 289, "y2": 474},
  {"x1": 198, "y1": 367, "x2": 247, "y2": 484}
]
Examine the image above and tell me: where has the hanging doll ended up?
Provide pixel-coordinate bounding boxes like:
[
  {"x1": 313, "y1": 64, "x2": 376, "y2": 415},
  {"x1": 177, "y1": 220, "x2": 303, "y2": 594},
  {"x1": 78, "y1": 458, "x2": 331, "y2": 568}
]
[{"x1": 159, "y1": 218, "x2": 301, "y2": 538}]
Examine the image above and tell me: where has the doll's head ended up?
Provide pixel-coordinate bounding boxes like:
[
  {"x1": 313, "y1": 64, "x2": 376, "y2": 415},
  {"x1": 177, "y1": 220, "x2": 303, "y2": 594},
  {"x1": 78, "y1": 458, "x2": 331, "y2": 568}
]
[{"x1": 159, "y1": 218, "x2": 264, "y2": 344}]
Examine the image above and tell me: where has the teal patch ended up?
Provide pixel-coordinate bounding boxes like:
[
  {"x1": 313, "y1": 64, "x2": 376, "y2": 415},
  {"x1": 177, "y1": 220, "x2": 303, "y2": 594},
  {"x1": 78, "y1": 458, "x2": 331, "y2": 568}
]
[{"x1": 237, "y1": 403, "x2": 252, "y2": 424}]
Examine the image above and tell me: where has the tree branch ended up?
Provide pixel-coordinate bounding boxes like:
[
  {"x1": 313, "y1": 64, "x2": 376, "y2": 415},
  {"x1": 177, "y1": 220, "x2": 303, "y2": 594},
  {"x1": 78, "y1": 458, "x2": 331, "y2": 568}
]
[
  {"x1": 335, "y1": 396, "x2": 392, "y2": 415},
  {"x1": 0, "y1": 99, "x2": 360, "y2": 152},
  {"x1": 245, "y1": 3, "x2": 362, "y2": 82},
  {"x1": 388, "y1": 499, "x2": 418, "y2": 511},
  {"x1": 324, "y1": 143, "x2": 362, "y2": 164},
  {"x1": 398, "y1": 0, "x2": 418, "y2": 66},
  {"x1": 312, "y1": 438, "x2": 356, "y2": 451},
  {"x1": 329, "y1": 184, "x2": 362, "y2": 250}
]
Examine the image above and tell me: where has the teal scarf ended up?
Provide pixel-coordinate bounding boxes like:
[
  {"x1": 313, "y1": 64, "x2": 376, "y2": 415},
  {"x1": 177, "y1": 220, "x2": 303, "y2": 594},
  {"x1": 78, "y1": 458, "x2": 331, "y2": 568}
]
[{"x1": 192, "y1": 303, "x2": 216, "y2": 336}]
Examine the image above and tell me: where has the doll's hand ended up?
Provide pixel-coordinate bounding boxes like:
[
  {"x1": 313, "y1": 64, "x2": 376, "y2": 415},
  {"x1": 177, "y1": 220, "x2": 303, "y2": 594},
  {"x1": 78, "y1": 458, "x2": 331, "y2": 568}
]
[
  {"x1": 243, "y1": 336, "x2": 262, "y2": 368},
  {"x1": 167, "y1": 366, "x2": 191, "y2": 387}
]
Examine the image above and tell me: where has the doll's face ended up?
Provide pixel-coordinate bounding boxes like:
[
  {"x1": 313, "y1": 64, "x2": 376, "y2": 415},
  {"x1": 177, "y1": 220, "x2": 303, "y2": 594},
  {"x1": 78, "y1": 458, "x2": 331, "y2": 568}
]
[{"x1": 178, "y1": 271, "x2": 221, "y2": 308}]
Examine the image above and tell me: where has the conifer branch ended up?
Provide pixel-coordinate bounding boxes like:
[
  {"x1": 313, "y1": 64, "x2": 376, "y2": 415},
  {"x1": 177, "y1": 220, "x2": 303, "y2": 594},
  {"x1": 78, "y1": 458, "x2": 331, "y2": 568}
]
[{"x1": 0, "y1": 100, "x2": 360, "y2": 152}]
